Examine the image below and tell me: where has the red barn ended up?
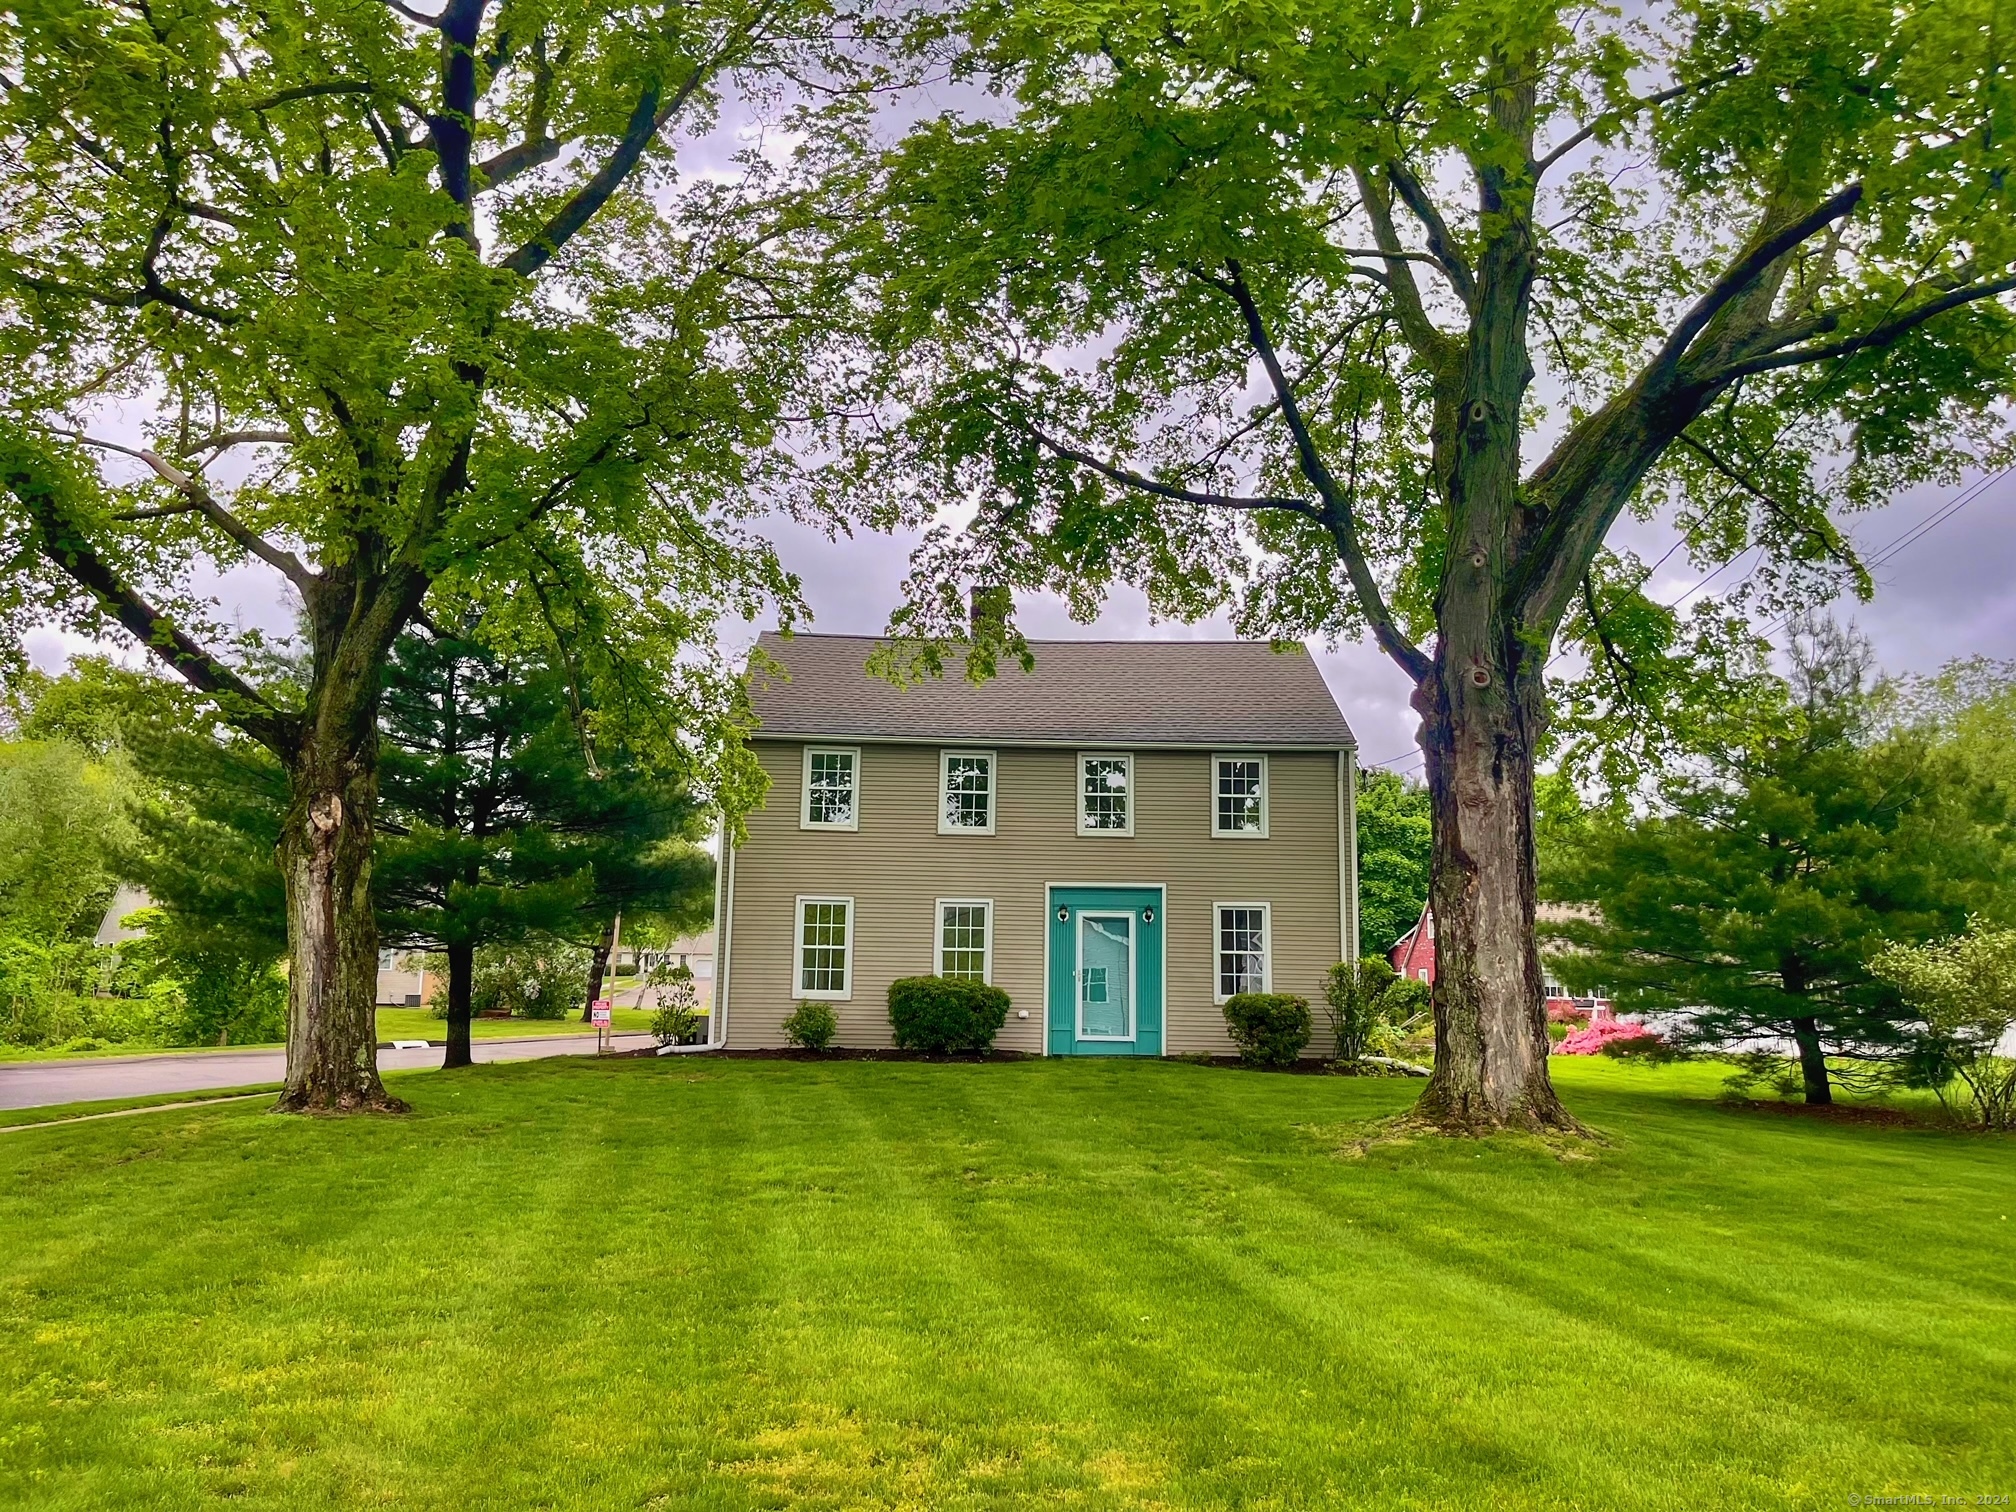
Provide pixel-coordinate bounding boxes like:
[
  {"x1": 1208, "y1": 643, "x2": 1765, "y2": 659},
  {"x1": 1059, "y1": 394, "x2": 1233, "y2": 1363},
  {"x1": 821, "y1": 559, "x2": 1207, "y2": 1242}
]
[
  {"x1": 1389, "y1": 903, "x2": 1435, "y2": 983},
  {"x1": 1390, "y1": 902, "x2": 1613, "y2": 1020}
]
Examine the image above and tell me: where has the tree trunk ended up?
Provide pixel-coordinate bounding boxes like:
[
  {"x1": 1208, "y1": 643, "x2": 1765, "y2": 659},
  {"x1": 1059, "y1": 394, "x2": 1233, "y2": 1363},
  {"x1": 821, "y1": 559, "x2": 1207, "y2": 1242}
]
[
  {"x1": 1410, "y1": 649, "x2": 1581, "y2": 1134},
  {"x1": 443, "y1": 940, "x2": 474, "y2": 1070},
  {"x1": 273, "y1": 718, "x2": 404, "y2": 1114},
  {"x1": 1789, "y1": 1016, "x2": 1832, "y2": 1105},
  {"x1": 580, "y1": 929, "x2": 612, "y2": 1022}
]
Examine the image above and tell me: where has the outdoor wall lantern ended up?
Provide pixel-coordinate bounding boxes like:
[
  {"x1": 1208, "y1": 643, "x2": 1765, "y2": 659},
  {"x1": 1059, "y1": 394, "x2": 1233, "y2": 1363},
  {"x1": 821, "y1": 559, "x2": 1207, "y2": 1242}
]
[
  {"x1": 1057, "y1": 906, "x2": 1070, "y2": 922},
  {"x1": 1141, "y1": 907, "x2": 1155, "y2": 924}
]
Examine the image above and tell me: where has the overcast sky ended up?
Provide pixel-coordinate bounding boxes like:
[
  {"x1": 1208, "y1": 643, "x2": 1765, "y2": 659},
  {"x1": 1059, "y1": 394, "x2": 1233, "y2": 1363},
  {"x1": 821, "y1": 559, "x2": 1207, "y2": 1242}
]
[{"x1": 727, "y1": 462, "x2": 2015, "y2": 776}]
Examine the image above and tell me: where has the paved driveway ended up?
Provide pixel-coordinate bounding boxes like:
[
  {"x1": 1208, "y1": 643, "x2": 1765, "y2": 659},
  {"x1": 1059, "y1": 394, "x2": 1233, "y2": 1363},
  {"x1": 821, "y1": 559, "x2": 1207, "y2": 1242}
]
[{"x1": 0, "y1": 1033, "x2": 655, "y2": 1112}]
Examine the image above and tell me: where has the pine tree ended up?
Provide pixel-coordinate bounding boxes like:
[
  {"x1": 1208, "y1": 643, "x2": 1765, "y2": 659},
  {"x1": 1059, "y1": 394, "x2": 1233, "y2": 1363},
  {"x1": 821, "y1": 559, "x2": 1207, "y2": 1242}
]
[
  {"x1": 1543, "y1": 624, "x2": 2014, "y2": 1103},
  {"x1": 372, "y1": 629, "x2": 713, "y2": 1067}
]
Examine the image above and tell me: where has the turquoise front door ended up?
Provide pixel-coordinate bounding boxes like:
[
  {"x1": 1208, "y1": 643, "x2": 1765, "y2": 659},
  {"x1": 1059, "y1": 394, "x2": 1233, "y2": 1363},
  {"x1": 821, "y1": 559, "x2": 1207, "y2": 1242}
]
[{"x1": 1047, "y1": 886, "x2": 1164, "y2": 1056}]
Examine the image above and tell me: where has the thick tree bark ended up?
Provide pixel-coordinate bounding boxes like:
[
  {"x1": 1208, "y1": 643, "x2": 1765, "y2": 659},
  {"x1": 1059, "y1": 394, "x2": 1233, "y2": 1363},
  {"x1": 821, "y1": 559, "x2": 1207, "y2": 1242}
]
[
  {"x1": 1789, "y1": 1016, "x2": 1832, "y2": 1105},
  {"x1": 1410, "y1": 649, "x2": 1581, "y2": 1134},
  {"x1": 443, "y1": 941, "x2": 475, "y2": 1070},
  {"x1": 273, "y1": 716, "x2": 404, "y2": 1113}
]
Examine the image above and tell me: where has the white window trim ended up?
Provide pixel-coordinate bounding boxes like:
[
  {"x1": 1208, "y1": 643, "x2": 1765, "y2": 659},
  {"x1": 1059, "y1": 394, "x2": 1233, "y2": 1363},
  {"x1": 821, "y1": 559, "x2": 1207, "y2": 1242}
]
[
  {"x1": 799, "y1": 745, "x2": 861, "y2": 832},
  {"x1": 1212, "y1": 900, "x2": 1273, "y2": 1004},
  {"x1": 937, "y1": 749, "x2": 998, "y2": 836},
  {"x1": 1211, "y1": 752, "x2": 1270, "y2": 839},
  {"x1": 793, "y1": 894, "x2": 855, "y2": 1001},
  {"x1": 1076, "y1": 751, "x2": 1135, "y2": 837},
  {"x1": 933, "y1": 897, "x2": 994, "y2": 983}
]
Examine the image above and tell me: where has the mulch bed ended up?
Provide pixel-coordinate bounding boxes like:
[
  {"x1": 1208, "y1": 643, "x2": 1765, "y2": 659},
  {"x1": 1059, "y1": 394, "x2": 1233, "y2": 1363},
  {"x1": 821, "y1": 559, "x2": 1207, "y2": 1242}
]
[
  {"x1": 605, "y1": 1047, "x2": 1378, "y2": 1073},
  {"x1": 1719, "y1": 1098, "x2": 1929, "y2": 1128}
]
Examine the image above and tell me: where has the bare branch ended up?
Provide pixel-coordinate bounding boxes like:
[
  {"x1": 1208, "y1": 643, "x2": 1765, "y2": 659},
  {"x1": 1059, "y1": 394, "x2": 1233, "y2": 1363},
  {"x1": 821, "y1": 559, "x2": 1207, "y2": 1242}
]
[
  {"x1": 1385, "y1": 161, "x2": 1475, "y2": 308},
  {"x1": 186, "y1": 428, "x2": 295, "y2": 454},
  {"x1": 476, "y1": 136, "x2": 561, "y2": 188},
  {"x1": 999, "y1": 410, "x2": 1320, "y2": 516},
  {"x1": 1216, "y1": 260, "x2": 1433, "y2": 684},
  {"x1": 1535, "y1": 70, "x2": 1743, "y2": 175},
  {"x1": 60, "y1": 430, "x2": 317, "y2": 593}
]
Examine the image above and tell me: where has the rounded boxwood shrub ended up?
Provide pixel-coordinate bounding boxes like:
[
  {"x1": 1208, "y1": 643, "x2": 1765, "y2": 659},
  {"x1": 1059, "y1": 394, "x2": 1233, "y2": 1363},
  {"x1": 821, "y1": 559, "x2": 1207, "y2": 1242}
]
[
  {"x1": 888, "y1": 975, "x2": 1011, "y2": 1054},
  {"x1": 782, "y1": 999, "x2": 838, "y2": 1052},
  {"x1": 1222, "y1": 992, "x2": 1313, "y2": 1067}
]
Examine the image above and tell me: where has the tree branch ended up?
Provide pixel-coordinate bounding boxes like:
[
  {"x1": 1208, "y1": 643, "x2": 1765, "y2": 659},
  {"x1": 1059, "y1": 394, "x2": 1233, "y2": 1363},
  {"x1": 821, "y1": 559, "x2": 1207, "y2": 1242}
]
[
  {"x1": 2, "y1": 458, "x2": 292, "y2": 751},
  {"x1": 1350, "y1": 167, "x2": 1460, "y2": 367},
  {"x1": 1385, "y1": 161, "x2": 1475, "y2": 309},
  {"x1": 1674, "y1": 431, "x2": 1866, "y2": 584},
  {"x1": 372, "y1": 0, "x2": 446, "y2": 30},
  {"x1": 999, "y1": 410, "x2": 1320, "y2": 516},
  {"x1": 1535, "y1": 70, "x2": 1743, "y2": 175},
  {"x1": 476, "y1": 135, "x2": 561, "y2": 188},
  {"x1": 1649, "y1": 185, "x2": 1864, "y2": 383},
  {"x1": 60, "y1": 430, "x2": 317, "y2": 594},
  {"x1": 495, "y1": 38, "x2": 724, "y2": 281},
  {"x1": 1580, "y1": 574, "x2": 1642, "y2": 700},
  {"x1": 1719, "y1": 275, "x2": 2016, "y2": 381},
  {"x1": 1215, "y1": 259, "x2": 1433, "y2": 683},
  {"x1": 186, "y1": 428, "x2": 295, "y2": 454}
]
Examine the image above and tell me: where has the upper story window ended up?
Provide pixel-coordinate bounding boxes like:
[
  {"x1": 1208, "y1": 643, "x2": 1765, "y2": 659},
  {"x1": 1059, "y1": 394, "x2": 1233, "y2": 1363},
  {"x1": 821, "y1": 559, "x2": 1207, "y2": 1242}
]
[
  {"x1": 1078, "y1": 753, "x2": 1133, "y2": 836},
  {"x1": 1213, "y1": 754, "x2": 1269, "y2": 838},
  {"x1": 939, "y1": 750, "x2": 995, "y2": 835},
  {"x1": 801, "y1": 746, "x2": 860, "y2": 830}
]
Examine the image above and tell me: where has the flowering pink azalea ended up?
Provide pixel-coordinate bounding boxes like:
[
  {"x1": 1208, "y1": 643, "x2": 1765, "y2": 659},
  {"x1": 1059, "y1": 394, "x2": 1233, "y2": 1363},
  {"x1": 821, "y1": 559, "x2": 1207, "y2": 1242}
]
[{"x1": 1554, "y1": 1017, "x2": 1665, "y2": 1057}]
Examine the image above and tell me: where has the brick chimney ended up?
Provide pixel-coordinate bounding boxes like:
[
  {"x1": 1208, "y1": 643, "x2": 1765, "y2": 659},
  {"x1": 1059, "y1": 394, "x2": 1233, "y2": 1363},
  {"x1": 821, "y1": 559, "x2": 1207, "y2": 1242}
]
[{"x1": 968, "y1": 583, "x2": 1011, "y2": 642}]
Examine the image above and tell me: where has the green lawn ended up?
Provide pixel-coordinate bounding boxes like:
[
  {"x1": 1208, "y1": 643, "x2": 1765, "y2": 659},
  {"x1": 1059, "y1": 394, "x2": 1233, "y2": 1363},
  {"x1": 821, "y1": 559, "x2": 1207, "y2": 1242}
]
[
  {"x1": 372, "y1": 1004, "x2": 661, "y2": 1041},
  {"x1": 2, "y1": 1057, "x2": 2010, "y2": 1510}
]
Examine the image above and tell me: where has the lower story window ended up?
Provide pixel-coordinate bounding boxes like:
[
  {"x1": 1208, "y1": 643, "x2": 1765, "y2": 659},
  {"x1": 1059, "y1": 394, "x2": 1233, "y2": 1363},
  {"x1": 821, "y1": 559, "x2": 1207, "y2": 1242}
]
[
  {"x1": 797, "y1": 896, "x2": 853, "y2": 998},
  {"x1": 1216, "y1": 903, "x2": 1270, "y2": 1001},
  {"x1": 937, "y1": 899, "x2": 992, "y2": 982}
]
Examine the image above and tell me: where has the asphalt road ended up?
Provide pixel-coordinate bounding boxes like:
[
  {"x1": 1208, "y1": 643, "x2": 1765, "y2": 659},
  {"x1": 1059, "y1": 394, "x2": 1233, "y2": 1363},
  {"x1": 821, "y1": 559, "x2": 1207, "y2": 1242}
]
[{"x1": 0, "y1": 1033, "x2": 656, "y2": 1112}]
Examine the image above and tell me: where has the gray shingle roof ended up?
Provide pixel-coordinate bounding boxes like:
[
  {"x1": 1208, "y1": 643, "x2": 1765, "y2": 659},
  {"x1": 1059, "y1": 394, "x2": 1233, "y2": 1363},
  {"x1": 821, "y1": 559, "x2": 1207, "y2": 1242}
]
[{"x1": 747, "y1": 633, "x2": 1356, "y2": 747}]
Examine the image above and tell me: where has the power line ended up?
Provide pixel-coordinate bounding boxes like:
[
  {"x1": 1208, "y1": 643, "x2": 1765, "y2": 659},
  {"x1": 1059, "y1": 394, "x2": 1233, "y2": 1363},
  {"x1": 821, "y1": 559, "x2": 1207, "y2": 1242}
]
[{"x1": 1759, "y1": 463, "x2": 2013, "y2": 641}]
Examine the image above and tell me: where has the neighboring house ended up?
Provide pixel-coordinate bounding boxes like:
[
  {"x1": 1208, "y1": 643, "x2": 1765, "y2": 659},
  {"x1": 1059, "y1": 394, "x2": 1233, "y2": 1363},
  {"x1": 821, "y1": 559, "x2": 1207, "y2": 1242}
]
[
  {"x1": 93, "y1": 882, "x2": 154, "y2": 949},
  {"x1": 1391, "y1": 901, "x2": 1614, "y2": 1019},
  {"x1": 626, "y1": 932, "x2": 716, "y2": 1011},
  {"x1": 714, "y1": 633, "x2": 1361, "y2": 1057},
  {"x1": 376, "y1": 951, "x2": 433, "y2": 1007}
]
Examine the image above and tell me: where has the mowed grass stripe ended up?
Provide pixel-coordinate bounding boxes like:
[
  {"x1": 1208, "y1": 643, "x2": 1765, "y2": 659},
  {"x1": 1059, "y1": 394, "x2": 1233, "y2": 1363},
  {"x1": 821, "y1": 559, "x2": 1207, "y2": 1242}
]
[{"x1": 2, "y1": 1055, "x2": 2012, "y2": 1510}]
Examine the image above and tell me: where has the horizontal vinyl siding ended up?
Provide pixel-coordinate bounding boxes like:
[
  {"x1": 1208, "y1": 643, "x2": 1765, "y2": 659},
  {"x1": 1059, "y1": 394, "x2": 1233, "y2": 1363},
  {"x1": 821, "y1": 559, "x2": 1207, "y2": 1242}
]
[{"x1": 724, "y1": 741, "x2": 1347, "y2": 1054}]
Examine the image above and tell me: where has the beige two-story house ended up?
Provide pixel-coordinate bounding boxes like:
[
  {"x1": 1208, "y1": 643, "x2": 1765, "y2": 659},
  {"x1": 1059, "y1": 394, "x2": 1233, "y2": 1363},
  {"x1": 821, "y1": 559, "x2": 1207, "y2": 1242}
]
[{"x1": 711, "y1": 633, "x2": 1361, "y2": 1057}]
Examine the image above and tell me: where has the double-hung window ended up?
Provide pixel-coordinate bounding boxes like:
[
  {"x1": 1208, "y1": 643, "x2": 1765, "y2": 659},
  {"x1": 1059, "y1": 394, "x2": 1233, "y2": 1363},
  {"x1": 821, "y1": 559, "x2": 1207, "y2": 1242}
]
[
  {"x1": 939, "y1": 750, "x2": 996, "y2": 835},
  {"x1": 1215, "y1": 903, "x2": 1271, "y2": 1002},
  {"x1": 1078, "y1": 752, "x2": 1133, "y2": 836},
  {"x1": 796, "y1": 896, "x2": 854, "y2": 999},
  {"x1": 936, "y1": 899, "x2": 993, "y2": 982},
  {"x1": 801, "y1": 746, "x2": 860, "y2": 830},
  {"x1": 1212, "y1": 754, "x2": 1269, "y2": 838}
]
